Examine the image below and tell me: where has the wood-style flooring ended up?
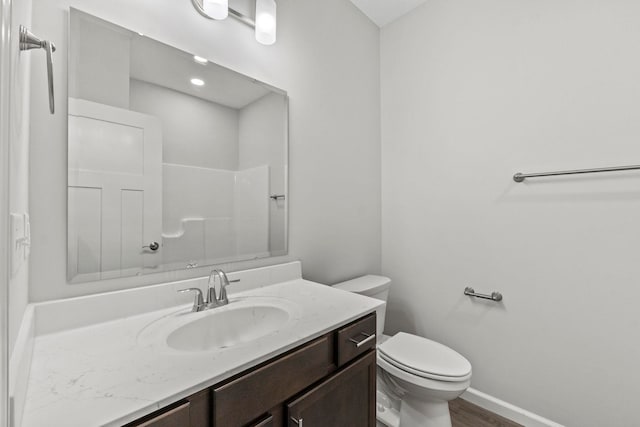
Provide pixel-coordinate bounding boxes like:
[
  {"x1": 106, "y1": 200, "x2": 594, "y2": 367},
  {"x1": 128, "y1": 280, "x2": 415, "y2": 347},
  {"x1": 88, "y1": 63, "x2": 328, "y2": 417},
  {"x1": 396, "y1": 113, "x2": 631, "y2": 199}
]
[{"x1": 450, "y1": 398, "x2": 524, "y2": 427}]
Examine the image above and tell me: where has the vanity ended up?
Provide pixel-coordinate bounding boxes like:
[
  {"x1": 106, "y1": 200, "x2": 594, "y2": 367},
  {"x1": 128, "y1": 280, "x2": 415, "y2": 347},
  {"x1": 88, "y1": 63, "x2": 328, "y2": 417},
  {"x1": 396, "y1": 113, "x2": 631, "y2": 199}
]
[
  {"x1": 20, "y1": 262, "x2": 384, "y2": 427},
  {"x1": 127, "y1": 313, "x2": 376, "y2": 427}
]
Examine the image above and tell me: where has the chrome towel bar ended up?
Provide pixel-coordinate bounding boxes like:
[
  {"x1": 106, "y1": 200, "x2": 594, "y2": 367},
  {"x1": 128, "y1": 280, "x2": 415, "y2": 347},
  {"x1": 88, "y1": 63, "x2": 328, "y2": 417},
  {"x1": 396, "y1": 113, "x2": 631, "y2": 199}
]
[
  {"x1": 514, "y1": 164, "x2": 640, "y2": 183},
  {"x1": 464, "y1": 287, "x2": 503, "y2": 302}
]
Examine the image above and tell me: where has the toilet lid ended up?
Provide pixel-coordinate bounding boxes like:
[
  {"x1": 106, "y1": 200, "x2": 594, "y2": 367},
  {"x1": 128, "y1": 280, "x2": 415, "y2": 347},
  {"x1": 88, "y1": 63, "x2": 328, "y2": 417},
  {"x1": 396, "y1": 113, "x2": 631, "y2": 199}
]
[{"x1": 378, "y1": 333, "x2": 471, "y2": 380}]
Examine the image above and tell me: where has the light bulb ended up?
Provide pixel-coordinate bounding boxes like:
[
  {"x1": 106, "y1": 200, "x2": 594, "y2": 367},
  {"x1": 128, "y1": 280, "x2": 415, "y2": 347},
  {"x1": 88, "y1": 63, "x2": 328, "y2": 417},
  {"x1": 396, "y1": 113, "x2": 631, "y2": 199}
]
[
  {"x1": 203, "y1": 0, "x2": 228, "y2": 20},
  {"x1": 255, "y1": 0, "x2": 276, "y2": 45},
  {"x1": 193, "y1": 55, "x2": 208, "y2": 64}
]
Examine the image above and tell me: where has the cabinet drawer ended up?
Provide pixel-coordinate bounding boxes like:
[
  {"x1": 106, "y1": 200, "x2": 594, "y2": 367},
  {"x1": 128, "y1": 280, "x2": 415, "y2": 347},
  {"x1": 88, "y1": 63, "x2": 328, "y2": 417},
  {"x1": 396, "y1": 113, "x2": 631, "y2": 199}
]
[
  {"x1": 124, "y1": 389, "x2": 208, "y2": 427},
  {"x1": 336, "y1": 313, "x2": 376, "y2": 366},
  {"x1": 213, "y1": 335, "x2": 332, "y2": 426},
  {"x1": 131, "y1": 401, "x2": 190, "y2": 427}
]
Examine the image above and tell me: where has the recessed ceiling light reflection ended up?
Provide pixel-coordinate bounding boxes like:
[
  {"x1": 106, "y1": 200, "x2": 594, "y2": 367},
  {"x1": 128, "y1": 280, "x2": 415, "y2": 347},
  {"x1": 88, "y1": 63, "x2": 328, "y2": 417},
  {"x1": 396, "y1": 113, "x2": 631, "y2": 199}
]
[
  {"x1": 190, "y1": 78, "x2": 205, "y2": 86},
  {"x1": 193, "y1": 55, "x2": 208, "y2": 64}
]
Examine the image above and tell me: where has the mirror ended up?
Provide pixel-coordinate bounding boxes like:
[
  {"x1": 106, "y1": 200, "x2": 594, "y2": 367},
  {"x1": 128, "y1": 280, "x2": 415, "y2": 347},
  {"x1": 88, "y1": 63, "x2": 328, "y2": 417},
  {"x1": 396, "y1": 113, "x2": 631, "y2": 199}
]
[{"x1": 67, "y1": 9, "x2": 288, "y2": 283}]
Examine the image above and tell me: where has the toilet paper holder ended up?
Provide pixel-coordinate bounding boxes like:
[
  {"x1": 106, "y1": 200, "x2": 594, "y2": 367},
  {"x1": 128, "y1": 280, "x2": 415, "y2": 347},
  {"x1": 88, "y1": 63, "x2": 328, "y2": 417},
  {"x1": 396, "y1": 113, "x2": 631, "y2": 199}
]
[{"x1": 464, "y1": 287, "x2": 503, "y2": 302}]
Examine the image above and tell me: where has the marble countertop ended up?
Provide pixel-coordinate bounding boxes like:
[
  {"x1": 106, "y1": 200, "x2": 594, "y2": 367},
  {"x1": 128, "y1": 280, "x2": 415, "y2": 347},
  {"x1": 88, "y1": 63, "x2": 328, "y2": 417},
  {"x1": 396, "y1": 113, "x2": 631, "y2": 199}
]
[{"x1": 21, "y1": 279, "x2": 383, "y2": 427}]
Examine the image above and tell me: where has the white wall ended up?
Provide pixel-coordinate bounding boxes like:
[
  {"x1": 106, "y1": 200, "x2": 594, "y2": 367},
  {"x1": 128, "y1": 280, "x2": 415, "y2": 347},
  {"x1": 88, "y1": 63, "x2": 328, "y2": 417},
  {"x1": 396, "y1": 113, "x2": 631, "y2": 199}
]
[
  {"x1": 28, "y1": 0, "x2": 381, "y2": 300},
  {"x1": 9, "y1": 0, "x2": 32, "y2": 354},
  {"x1": 68, "y1": 11, "x2": 131, "y2": 109},
  {"x1": 381, "y1": 1, "x2": 640, "y2": 426},
  {"x1": 6, "y1": 0, "x2": 33, "y2": 425},
  {"x1": 0, "y1": 0, "x2": 13, "y2": 423},
  {"x1": 130, "y1": 79, "x2": 239, "y2": 170},
  {"x1": 238, "y1": 92, "x2": 287, "y2": 253}
]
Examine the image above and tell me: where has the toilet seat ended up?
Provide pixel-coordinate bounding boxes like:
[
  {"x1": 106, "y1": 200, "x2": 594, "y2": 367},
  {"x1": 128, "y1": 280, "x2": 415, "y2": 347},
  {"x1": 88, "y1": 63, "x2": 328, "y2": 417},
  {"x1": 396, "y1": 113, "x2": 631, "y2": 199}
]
[{"x1": 378, "y1": 332, "x2": 472, "y2": 382}]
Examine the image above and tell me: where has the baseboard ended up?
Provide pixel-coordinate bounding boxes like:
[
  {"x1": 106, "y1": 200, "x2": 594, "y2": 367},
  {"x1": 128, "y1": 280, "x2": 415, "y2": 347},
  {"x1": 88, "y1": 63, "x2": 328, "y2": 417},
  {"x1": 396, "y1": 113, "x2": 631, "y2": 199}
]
[{"x1": 461, "y1": 388, "x2": 565, "y2": 427}]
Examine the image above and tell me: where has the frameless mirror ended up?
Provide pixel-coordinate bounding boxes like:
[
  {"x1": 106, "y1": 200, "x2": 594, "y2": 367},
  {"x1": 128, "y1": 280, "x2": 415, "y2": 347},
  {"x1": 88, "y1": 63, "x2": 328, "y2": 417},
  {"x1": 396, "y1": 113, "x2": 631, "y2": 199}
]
[{"x1": 67, "y1": 9, "x2": 288, "y2": 283}]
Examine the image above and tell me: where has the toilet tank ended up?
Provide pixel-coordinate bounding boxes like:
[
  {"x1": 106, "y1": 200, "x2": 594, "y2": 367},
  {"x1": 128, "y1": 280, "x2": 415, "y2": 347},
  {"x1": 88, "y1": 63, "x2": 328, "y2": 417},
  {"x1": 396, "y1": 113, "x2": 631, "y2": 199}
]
[{"x1": 333, "y1": 275, "x2": 391, "y2": 340}]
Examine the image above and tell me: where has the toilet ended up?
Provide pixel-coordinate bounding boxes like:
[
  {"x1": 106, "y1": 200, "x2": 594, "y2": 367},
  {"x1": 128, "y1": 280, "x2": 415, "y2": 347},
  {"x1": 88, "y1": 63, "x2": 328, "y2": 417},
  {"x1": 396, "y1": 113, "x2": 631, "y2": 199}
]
[{"x1": 333, "y1": 275, "x2": 471, "y2": 427}]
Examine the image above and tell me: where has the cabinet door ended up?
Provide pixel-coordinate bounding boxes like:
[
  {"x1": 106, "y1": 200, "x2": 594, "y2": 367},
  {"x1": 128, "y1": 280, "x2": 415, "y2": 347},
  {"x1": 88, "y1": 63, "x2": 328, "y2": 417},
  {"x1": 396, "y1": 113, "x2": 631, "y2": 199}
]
[{"x1": 286, "y1": 350, "x2": 376, "y2": 427}]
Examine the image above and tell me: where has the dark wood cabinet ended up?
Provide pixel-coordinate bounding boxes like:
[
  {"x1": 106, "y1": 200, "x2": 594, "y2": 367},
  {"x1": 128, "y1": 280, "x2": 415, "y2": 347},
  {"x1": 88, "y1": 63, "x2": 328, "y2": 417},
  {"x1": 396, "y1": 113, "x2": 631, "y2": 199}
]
[
  {"x1": 124, "y1": 313, "x2": 376, "y2": 427},
  {"x1": 213, "y1": 335, "x2": 334, "y2": 426},
  {"x1": 287, "y1": 350, "x2": 376, "y2": 427}
]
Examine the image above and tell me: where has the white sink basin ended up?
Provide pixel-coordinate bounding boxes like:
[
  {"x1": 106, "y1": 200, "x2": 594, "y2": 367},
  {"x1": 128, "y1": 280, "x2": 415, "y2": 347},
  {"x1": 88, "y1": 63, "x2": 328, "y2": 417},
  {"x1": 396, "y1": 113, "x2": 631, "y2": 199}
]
[
  {"x1": 137, "y1": 297, "x2": 300, "y2": 353},
  {"x1": 167, "y1": 304, "x2": 290, "y2": 351}
]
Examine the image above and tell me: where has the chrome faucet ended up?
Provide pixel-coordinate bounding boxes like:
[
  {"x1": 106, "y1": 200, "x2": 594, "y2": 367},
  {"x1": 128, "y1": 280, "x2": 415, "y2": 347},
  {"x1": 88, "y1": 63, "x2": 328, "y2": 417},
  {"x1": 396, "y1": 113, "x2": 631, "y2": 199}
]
[
  {"x1": 178, "y1": 269, "x2": 239, "y2": 312},
  {"x1": 208, "y1": 269, "x2": 231, "y2": 306}
]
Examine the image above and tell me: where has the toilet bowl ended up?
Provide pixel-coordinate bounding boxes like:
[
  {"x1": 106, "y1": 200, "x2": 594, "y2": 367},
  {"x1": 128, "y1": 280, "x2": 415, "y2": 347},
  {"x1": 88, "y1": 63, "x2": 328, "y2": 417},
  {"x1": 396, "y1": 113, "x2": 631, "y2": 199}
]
[{"x1": 333, "y1": 276, "x2": 472, "y2": 427}]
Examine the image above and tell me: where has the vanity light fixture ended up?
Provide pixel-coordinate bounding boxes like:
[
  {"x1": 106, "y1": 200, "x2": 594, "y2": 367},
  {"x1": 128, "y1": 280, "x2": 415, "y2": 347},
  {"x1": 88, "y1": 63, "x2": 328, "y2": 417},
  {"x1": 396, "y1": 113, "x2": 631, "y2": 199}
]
[
  {"x1": 203, "y1": 0, "x2": 228, "y2": 20},
  {"x1": 191, "y1": 0, "x2": 277, "y2": 45},
  {"x1": 255, "y1": 0, "x2": 276, "y2": 45},
  {"x1": 190, "y1": 78, "x2": 205, "y2": 86}
]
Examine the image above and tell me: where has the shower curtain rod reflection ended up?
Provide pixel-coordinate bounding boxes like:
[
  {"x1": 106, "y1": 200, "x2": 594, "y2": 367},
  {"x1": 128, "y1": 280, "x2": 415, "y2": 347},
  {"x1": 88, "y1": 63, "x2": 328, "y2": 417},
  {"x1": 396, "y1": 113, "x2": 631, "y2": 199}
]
[{"x1": 513, "y1": 164, "x2": 640, "y2": 183}]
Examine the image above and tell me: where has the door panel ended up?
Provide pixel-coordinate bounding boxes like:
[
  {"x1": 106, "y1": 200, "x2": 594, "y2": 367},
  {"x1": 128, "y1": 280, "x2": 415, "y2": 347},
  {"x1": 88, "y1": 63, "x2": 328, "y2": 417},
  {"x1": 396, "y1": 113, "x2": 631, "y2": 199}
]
[
  {"x1": 68, "y1": 186, "x2": 102, "y2": 275},
  {"x1": 67, "y1": 97, "x2": 162, "y2": 280},
  {"x1": 121, "y1": 189, "x2": 144, "y2": 269}
]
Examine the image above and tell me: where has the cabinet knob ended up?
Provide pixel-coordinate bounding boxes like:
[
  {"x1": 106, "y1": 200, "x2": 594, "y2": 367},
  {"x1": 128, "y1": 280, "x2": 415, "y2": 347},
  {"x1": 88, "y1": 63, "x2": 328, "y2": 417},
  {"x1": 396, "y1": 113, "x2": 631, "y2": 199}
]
[{"x1": 290, "y1": 417, "x2": 303, "y2": 426}]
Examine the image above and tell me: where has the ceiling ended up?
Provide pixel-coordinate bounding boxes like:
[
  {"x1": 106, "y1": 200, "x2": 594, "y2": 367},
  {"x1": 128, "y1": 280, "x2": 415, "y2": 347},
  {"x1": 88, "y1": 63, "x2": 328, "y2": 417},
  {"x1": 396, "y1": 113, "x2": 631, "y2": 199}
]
[
  {"x1": 129, "y1": 35, "x2": 271, "y2": 109},
  {"x1": 349, "y1": 0, "x2": 428, "y2": 27}
]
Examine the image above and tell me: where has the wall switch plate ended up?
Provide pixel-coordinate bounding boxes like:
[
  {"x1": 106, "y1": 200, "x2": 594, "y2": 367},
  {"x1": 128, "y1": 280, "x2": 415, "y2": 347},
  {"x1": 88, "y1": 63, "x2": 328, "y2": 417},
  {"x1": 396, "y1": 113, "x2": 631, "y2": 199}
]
[
  {"x1": 10, "y1": 213, "x2": 24, "y2": 277},
  {"x1": 23, "y1": 213, "x2": 31, "y2": 258},
  {"x1": 10, "y1": 212, "x2": 28, "y2": 277}
]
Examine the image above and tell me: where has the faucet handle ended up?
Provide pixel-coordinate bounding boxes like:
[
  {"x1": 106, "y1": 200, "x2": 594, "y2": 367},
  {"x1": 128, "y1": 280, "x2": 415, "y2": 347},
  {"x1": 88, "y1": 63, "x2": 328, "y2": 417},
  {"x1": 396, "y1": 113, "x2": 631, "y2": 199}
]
[
  {"x1": 178, "y1": 288, "x2": 205, "y2": 312},
  {"x1": 207, "y1": 271, "x2": 218, "y2": 304}
]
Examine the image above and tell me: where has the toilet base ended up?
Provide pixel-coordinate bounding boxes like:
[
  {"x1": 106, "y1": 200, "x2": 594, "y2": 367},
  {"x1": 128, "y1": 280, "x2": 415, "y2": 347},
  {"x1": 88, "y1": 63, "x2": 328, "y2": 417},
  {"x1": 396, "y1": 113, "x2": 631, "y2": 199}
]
[
  {"x1": 376, "y1": 390, "x2": 400, "y2": 427},
  {"x1": 399, "y1": 395, "x2": 452, "y2": 427},
  {"x1": 376, "y1": 389, "x2": 452, "y2": 427}
]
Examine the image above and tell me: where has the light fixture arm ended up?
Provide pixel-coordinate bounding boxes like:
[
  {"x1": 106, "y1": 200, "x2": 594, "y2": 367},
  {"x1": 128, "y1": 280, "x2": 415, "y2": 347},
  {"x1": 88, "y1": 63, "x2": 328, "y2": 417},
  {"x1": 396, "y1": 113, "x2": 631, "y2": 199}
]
[{"x1": 191, "y1": 0, "x2": 255, "y2": 28}]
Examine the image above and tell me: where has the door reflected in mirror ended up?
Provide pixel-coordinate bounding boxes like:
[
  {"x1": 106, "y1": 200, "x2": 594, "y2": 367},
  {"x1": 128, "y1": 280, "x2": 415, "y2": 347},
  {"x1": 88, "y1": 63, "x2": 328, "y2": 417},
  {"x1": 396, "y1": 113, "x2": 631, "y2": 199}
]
[{"x1": 67, "y1": 9, "x2": 288, "y2": 283}]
